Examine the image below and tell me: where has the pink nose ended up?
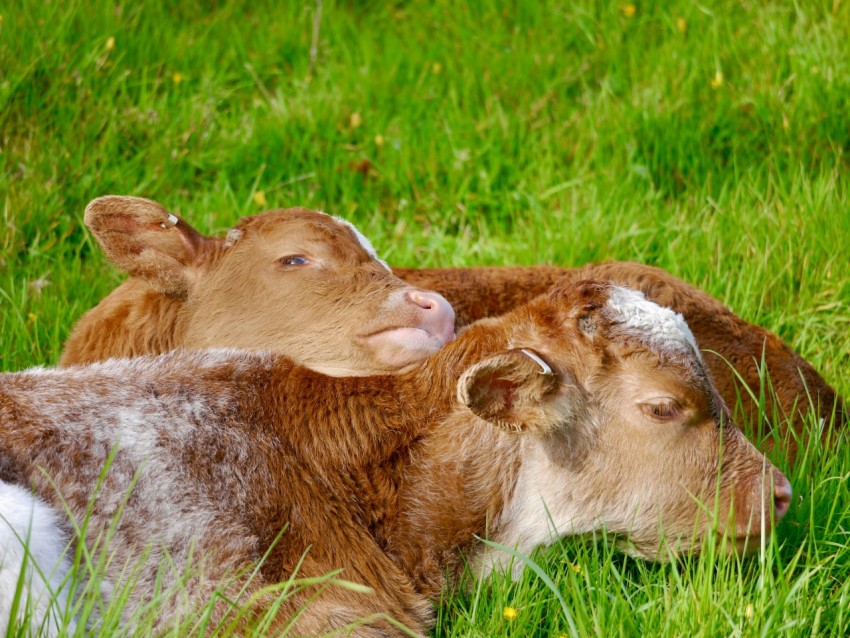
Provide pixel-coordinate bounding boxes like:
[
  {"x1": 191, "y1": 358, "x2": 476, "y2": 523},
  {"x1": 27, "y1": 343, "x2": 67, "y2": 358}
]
[
  {"x1": 773, "y1": 473, "x2": 792, "y2": 521},
  {"x1": 406, "y1": 290, "x2": 456, "y2": 344}
]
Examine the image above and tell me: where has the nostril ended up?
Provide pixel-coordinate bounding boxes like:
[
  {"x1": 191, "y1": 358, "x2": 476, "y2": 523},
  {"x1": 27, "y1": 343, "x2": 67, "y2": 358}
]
[
  {"x1": 407, "y1": 290, "x2": 436, "y2": 311},
  {"x1": 773, "y1": 478, "x2": 792, "y2": 520}
]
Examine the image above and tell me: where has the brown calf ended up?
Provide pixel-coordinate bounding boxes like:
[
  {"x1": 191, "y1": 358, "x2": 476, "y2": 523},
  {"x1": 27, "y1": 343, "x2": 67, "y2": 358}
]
[
  {"x1": 61, "y1": 198, "x2": 843, "y2": 460},
  {"x1": 61, "y1": 196, "x2": 455, "y2": 376},
  {"x1": 2, "y1": 282, "x2": 790, "y2": 635}
]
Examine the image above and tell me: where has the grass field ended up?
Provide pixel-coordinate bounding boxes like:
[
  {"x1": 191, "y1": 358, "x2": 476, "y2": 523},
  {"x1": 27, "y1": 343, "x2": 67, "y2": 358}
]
[{"x1": 1, "y1": 0, "x2": 849, "y2": 635}]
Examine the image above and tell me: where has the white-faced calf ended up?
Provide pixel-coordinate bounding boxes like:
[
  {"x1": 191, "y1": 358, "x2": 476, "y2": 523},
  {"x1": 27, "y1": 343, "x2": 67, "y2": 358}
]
[{"x1": 1, "y1": 282, "x2": 790, "y2": 636}]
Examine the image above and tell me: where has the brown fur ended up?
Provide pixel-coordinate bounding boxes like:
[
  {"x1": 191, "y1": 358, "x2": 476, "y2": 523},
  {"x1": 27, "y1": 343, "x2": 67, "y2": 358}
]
[{"x1": 3, "y1": 283, "x2": 789, "y2": 635}]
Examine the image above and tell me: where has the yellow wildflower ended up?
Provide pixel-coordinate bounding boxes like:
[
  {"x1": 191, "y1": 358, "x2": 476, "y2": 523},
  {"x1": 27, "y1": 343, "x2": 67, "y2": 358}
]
[
  {"x1": 350, "y1": 112, "x2": 363, "y2": 129},
  {"x1": 374, "y1": 134, "x2": 385, "y2": 147},
  {"x1": 710, "y1": 69, "x2": 723, "y2": 89},
  {"x1": 27, "y1": 312, "x2": 37, "y2": 324},
  {"x1": 105, "y1": 36, "x2": 115, "y2": 51},
  {"x1": 503, "y1": 606, "x2": 518, "y2": 621},
  {"x1": 621, "y1": 4, "x2": 637, "y2": 17},
  {"x1": 744, "y1": 604, "x2": 754, "y2": 618},
  {"x1": 253, "y1": 191, "x2": 268, "y2": 207},
  {"x1": 432, "y1": 62, "x2": 442, "y2": 74},
  {"x1": 676, "y1": 17, "x2": 687, "y2": 34},
  {"x1": 570, "y1": 563, "x2": 582, "y2": 573},
  {"x1": 172, "y1": 71, "x2": 184, "y2": 85}
]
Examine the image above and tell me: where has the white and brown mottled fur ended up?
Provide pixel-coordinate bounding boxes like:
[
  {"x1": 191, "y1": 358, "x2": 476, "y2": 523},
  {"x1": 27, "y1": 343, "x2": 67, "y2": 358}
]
[{"x1": 1, "y1": 283, "x2": 790, "y2": 635}]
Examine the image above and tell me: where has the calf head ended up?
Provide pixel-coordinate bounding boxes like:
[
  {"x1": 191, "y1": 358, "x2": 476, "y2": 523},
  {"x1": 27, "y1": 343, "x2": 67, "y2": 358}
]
[
  {"x1": 456, "y1": 281, "x2": 791, "y2": 561},
  {"x1": 84, "y1": 196, "x2": 455, "y2": 375}
]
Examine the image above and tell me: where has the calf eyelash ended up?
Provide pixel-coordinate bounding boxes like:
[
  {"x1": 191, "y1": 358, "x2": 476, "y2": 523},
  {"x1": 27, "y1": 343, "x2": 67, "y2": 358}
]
[
  {"x1": 279, "y1": 255, "x2": 311, "y2": 267},
  {"x1": 640, "y1": 401, "x2": 682, "y2": 421}
]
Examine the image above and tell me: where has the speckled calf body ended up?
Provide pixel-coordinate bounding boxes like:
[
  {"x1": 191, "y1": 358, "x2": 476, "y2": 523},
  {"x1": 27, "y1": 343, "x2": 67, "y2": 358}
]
[{"x1": 2, "y1": 283, "x2": 790, "y2": 636}]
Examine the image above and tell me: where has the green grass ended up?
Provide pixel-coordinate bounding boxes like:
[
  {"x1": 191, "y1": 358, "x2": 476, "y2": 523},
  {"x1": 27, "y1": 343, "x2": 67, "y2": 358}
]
[{"x1": 1, "y1": 0, "x2": 848, "y2": 635}]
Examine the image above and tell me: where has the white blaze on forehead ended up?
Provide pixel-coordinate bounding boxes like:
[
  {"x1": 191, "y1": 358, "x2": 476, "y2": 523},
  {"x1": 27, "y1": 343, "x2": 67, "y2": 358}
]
[
  {"x1": 324, "y1": 213, "x2": 391, "y2": 272},
  {"x1": 605, "y1": 285, "x2": 701, "y2": 360}
]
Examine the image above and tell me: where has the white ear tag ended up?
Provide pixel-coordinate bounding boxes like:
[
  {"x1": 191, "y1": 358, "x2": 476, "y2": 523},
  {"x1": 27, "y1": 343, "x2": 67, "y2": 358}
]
[
  {"x1": 160, "y1": 214, "x2": 179, "y2": 229},
  {"x1": 519, "y1": 348, "x2": 553, "y2": 376}
]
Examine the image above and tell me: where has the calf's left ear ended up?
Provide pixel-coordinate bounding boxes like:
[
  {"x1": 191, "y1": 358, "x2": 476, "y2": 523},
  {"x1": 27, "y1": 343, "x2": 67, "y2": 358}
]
[
  {"x1": 458, "y1": 349, "x2": 564, "y2": 433},
  {"x1": 84, "y1": 196, "x2": 210, "y2": 296}
]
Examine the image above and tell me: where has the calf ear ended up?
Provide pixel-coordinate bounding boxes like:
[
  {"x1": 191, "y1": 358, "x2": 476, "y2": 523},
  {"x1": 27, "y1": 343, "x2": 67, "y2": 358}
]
[
  {"x1": 457, "y1": 350, "x2": 563, "y2": 433},
  {"x1": 84, "y1": 196, "x2": 210, "y2": 296}
]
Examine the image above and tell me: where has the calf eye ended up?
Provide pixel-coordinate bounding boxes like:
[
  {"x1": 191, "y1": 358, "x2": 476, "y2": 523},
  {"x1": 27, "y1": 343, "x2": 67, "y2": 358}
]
[
  {"x1": 279, "y1": 255, "x2": 310, "y2": 267},
  {"x1": 640, "y1": 400, "x2": 682, "y2": 421}
]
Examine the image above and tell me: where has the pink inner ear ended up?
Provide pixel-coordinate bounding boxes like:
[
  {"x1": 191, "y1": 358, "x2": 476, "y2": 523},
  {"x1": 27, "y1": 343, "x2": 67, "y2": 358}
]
[
  {"x1": 491, "y1": 377, "x2": 517, "y2": 410},
  {"x1": 105, "y1": 213, "x2": 160, "y2": 235},
  {"x1": 96, "y1": 213, "x2": 185, "y2": 258}
]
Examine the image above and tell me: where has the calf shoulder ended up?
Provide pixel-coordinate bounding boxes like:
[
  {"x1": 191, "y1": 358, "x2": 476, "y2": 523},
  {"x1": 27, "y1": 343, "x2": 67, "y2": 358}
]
[{"x1": 59, "y1": 278, "x2": 188, "y2": 366}]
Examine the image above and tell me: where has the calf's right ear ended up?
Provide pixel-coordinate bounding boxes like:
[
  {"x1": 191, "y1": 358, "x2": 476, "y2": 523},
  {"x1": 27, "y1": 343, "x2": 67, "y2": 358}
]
[
  {"x1": 84, "y1": 196, "x2": 210, "y2": 296},
  {"x1": 457, "y1": 349, "x2": 564, "y2": 434}
]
